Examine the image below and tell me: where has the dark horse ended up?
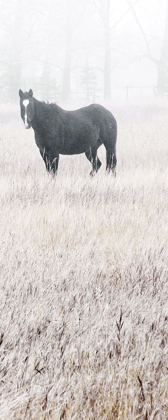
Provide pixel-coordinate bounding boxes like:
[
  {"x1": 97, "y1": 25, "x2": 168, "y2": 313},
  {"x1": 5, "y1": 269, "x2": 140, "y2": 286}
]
[{"x1": 19, "y1": 89, "x2": 117, "y2": 176}]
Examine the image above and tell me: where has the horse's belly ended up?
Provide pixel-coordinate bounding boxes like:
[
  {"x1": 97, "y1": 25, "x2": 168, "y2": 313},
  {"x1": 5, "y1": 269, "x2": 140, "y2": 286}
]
[
  {"x1": 58, "y1": 139, "x2": 96, "y2": 155},
  {"x1": 58, "y1": 126, "x2": 100, "y2": 155},
  {"x1": 58, "y1": 143, "x2": 90, "y2": 155}
]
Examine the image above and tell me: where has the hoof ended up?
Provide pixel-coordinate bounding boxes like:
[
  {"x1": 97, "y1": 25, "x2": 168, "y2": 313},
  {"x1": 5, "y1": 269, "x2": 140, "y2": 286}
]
[
  {"x1": 106, "y1": 168, "x2": 116, "y2": 177},
  {"x1": 89, "y1": 170, "x2": 96, "y2": 177}
]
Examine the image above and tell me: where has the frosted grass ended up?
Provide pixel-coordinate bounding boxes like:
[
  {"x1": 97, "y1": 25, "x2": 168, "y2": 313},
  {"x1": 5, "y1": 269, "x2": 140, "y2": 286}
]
[{"x1": 0, "y1": 103, "x2": 168, "y2": 419}]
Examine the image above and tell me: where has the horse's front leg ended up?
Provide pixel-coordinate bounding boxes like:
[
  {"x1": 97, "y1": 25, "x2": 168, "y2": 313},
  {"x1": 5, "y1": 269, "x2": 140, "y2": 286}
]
[
  {"x1": 85, "y1": 146, "x2": 101, "y2": 176},
  {"x1": 40, "y1": 149, "x2": 59, "y2": 175},
  {"x1": 50, "y1": 154, "x2": 59, "y2": 175}
]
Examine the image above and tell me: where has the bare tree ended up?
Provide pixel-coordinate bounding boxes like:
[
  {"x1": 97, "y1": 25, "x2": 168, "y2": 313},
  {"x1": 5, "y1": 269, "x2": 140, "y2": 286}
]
[
  {"x1": 127, "y1": 0, "x2": 168, "y2": 94},
  {"x1": 62, "y1": 0, "x2": 72, "y2": 100},
  {"x1": 104, "y1": 0, "x2": 111, "y2": 100},
  {"x1": 80, "y1": 61, "x2": 97, "y2": 100},
  {"x1": 61, "y1": 0, "x2": 89, "y2": 101},
  {"x1": 93, "y1": 0, "x2": 111, "y2": 100},
  {"x1": 157, "y1": 0, "x2": 168, "y2": 93},
  {"x1": 93, "y1": 0, "x2": 140, "y2": 100},
  {"x1": 0, "y1": 0, "x2": 23, "y2": 102}
]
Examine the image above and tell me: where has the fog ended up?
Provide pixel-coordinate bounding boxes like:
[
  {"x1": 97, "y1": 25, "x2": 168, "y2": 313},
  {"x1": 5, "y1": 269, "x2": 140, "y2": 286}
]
[{"x1": 0, "y1": 0, "x2": 167, "y2": 103}]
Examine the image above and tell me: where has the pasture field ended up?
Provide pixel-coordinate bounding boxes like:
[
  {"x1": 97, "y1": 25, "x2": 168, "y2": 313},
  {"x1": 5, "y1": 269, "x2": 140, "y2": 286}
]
[{"x1": 0, "y1": 100, "x2": 168, "y2": 419}]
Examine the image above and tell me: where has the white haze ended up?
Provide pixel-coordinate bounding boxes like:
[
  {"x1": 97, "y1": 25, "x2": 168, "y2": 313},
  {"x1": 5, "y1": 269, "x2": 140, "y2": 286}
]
[{"x1": 0, "y1": 0, "x2": 166, "y2": 102}]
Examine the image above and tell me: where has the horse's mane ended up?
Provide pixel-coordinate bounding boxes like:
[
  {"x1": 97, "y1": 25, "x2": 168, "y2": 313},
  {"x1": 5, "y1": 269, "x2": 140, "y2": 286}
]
[
  {"x1": 41, "y1": 101, "x2": 56, "y2": 105},
  {"x1": 37, "y1": 99, "x2": 62, "y2": 111}
]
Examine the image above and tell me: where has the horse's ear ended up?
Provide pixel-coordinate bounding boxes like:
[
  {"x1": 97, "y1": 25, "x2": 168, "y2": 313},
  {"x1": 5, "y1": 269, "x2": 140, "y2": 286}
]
[
  {"x1": 29, "y1": 89, "x2": 33, "y2": 97},
  {"x1": 19, "y1": 89, "x2": 23, "y2": 98}
]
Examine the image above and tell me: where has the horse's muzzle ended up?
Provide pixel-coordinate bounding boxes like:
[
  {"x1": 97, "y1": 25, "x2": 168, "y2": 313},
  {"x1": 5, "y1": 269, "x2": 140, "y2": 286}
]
[{"x1": 24, "y1": 122, "x2": 31, "y2": 129}]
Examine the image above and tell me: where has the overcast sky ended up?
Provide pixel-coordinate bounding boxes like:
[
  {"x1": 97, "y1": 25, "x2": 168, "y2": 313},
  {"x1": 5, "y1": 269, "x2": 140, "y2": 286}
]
[{"x1": 0, "y1": 0, "x2": 167, "y2": 101}]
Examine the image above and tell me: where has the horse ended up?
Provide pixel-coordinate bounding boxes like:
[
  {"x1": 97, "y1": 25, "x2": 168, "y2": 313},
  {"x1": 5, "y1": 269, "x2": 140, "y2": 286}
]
[{"x1": 19, "y1": 89, "x2": 117, "y2": 176}]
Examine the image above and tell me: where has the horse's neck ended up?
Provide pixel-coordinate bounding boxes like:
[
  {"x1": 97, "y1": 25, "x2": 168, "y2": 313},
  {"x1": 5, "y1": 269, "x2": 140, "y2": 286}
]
[
  {"x1": 33, "y1": 99, "x2": 46, "y2": 126},
  {"x1": 32, "y1": 99, "x2": 62, "y2": 132}
]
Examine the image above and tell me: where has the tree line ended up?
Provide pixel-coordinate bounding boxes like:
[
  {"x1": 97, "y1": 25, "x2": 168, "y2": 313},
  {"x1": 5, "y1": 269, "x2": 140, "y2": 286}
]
[{"x1": 0, "y1": 0, "x2": 167, "y2": 102}]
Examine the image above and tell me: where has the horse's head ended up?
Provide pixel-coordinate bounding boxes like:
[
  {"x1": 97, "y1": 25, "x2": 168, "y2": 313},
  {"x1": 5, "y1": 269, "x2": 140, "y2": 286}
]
[{"x1": 19, "y1": 89, "x2": 35, "y2": 129}]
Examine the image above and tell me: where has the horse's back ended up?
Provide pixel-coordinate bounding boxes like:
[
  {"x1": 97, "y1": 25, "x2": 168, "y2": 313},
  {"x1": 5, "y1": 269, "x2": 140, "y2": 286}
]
[
  {"x1": 81, "y1": 103, "x2": 117, "y2": 142},
  {"x1": 80, "y1": 103, "x2": 116, "y2": 126}
]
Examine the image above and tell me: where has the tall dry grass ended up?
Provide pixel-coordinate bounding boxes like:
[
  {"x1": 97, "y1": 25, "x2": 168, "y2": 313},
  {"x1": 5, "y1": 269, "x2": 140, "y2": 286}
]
[{"x1": 0, "y1": 100, "x2": 168, "y2": 419}]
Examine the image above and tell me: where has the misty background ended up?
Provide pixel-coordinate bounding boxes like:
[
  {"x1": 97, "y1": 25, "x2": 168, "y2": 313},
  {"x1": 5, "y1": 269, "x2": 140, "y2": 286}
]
[{"x1": 0, "y1": 0, "x2": 167, "y2": 103}]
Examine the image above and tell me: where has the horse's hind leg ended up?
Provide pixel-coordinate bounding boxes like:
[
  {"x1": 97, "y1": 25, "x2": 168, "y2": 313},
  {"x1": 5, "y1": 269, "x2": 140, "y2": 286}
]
[
  {"x1": 85, "y1": 146, "x2": 101, "y2": 176},
  {"x1": 106, "y1": 148, "x2": 117, "y2": 176},
  {"x1": 104, "y1": 124, "x2": 117, "y2": 176}
]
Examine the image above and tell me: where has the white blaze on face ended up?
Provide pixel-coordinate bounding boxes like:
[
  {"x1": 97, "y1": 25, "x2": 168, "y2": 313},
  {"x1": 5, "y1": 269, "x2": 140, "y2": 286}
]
[{"x1": 23, "y1": 99, "x2": 29, "y2": 128}]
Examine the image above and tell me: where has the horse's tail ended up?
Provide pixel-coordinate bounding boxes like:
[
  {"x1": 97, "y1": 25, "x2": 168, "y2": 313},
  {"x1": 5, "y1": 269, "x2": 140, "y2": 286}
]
[{"x1": 102, "y1": 114, "x2": 117, "y2": 174}]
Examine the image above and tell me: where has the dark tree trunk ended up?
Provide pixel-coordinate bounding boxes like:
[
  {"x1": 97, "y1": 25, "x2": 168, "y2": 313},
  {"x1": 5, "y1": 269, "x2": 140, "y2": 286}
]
[
  {"x1": 127, "y1": 0, "x2": 168, "y2": 95},
  {"x1": 62, "y1": 0, "x2": 72, "y2": 101},
  {"x1": 104, "y1": 27, "x2": 111, "y2": 99},
  {"x1": 62, "y1": 51, "x2": 71, "y2": 101},
  {"x1": 157, "y1": 0, "x2": 168, "y2": 94},
  {"x1": 9, "y1": 0, "x2": 23, "y2": 102},
  {"x1": 103, "y1": 0, "x2": 111, "y2": 100}
]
